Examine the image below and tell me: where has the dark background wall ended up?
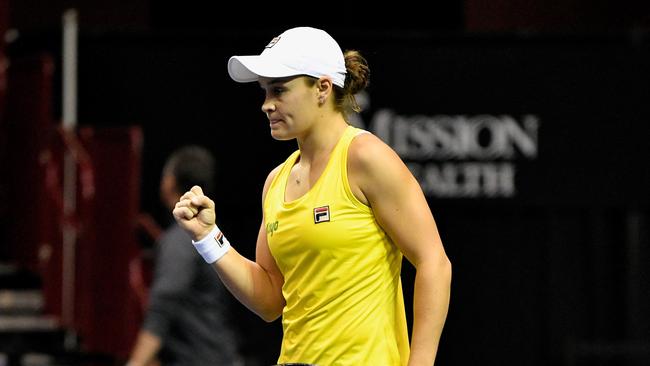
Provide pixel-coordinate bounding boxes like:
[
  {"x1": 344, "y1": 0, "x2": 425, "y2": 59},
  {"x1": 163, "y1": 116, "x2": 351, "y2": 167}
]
[{"x1": 2, "y1": 1, "x2": 650, "y2": 365}]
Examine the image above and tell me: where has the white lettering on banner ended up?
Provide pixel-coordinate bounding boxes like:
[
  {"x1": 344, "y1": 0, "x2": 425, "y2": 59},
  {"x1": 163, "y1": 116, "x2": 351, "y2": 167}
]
[
  {"x1": 366, "y1": 109, "x2": 539, "y2": 198},
  {"x1": 371, "y1": 110, "x2": 538, "y2": 160},
  {"x1": 407, "y1": 162, "x2": 516, "y2": 198}
]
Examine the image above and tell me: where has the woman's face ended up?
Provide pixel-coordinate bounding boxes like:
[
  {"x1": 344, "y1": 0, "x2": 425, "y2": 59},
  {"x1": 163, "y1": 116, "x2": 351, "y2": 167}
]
[{"x1": 259, "y1": 76, "x2": 319, "y2": 140}]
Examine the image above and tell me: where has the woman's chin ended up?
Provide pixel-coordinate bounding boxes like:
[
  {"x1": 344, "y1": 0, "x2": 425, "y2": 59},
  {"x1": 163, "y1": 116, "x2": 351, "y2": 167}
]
[{"x1": 270, "y1": 128, "x2": 293, "y2": 141}]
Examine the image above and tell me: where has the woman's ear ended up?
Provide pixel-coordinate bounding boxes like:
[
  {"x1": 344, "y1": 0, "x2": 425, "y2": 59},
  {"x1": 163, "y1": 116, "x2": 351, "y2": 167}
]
[{"x1": 316, "y1": 77, "x2": 333, "y2": 104}]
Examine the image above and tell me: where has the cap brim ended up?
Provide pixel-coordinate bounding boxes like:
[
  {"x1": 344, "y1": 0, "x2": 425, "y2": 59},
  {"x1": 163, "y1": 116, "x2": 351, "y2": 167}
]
[{"x1": 228, "y1": 55, "x2": 301, "y2": 83}]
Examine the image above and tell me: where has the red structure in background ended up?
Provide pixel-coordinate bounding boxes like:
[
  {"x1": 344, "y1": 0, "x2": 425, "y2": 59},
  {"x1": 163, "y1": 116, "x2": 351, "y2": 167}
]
[
  {"x1": 2, "y1": 52, "x2": 144, "y2": 361},
  {"x1": 76, "y1": 126, "x2": 144, "y2": 359},
  {"x1": 4, "y1": 55, "x2": 58, "y2": 278}
]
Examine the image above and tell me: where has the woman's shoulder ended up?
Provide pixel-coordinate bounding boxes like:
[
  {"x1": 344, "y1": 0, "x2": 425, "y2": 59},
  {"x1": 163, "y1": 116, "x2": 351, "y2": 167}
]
[
  {"x1": 265, "y1": 163, "x2": 283, "y2": 188},
  {"x1": 348, "y1": 130, "x2": 401, "y2": 172},
  {"x1": 347, "y1": 129, "x2": 415, "y2": 202}
]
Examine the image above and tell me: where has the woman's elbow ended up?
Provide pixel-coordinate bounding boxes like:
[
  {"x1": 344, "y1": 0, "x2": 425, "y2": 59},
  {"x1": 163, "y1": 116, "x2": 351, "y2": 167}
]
[
  {"x1": 257, "y1": 307, "x2": 283, "y2": 322},
  {"x1": 429, "y1": 254, "x2": 452, "y2": 285},
  {"x1": 442, "y1": 255, "x2": 452, "y2": 282},
  {"x1": 253, "y1": 298, "x2": 284, "y2": 322}
]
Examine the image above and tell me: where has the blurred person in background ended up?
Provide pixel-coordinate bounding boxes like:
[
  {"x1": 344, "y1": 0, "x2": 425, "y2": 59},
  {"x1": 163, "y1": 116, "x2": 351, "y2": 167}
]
[{"x1": 127, "y1": 145, "x2": 242, "y2": 366}]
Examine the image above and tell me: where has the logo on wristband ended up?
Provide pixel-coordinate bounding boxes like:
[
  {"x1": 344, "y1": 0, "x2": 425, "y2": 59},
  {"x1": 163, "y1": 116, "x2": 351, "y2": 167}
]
[
  {"x1": 313, "y1": 206, "x2": 330, "y2": 224},
  {"x1": 215, "y1": 231, "x2": 225, "y2": 247}
]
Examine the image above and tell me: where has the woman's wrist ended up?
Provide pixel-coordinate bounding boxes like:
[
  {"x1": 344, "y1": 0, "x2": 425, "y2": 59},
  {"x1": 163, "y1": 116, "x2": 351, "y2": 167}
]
[
  {"x1": 192, "y1": 225, "x2": 215, "y2": 242},
  {"x1": 191, "y1": 224, "x2": 231, "y2": 263}
]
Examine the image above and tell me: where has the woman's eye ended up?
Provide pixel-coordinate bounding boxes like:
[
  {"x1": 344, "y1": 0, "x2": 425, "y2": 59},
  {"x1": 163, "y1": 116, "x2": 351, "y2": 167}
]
[{"x1": 261, "y1": 86, "x2": 286, "y2": 98}]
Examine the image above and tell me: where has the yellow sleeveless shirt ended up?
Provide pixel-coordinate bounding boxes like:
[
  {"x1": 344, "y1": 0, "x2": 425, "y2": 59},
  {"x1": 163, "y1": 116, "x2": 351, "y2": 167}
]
[{"x1": 264, "y1": 126, "x2": 410, "y2": 366}]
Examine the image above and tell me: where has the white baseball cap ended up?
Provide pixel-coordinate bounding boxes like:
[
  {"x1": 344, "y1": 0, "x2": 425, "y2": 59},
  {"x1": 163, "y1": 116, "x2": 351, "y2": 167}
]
[{"x1": 227, "y1": 27, "x2": 347, "y2": 88}]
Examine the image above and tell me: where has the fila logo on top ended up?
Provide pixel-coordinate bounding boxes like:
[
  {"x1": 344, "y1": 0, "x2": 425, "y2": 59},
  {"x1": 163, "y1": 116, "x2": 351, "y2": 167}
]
[{"x1": 313, "y1": 206, "x2": 330, "y2": 224}]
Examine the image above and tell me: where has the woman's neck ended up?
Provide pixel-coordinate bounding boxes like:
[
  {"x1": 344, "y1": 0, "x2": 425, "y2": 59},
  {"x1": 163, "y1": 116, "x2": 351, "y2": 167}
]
[{"x1": 296, "y1": 114, "x2": 348, "y2": 165}]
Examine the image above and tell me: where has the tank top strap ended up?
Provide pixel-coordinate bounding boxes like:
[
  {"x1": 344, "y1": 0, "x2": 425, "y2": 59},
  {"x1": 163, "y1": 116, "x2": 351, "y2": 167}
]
[
  {"x1": 279, "y1": 150, "x2": 301, "y2": 179},
  {"x1": 333, "y1": 125, "x2": 367, "y2": 162},
  {"x1": 333, "y1": 126, "x2": 372, "y2": 210},
  {"x1": 266, "y1": 150, "x2": 300, "y2": 209}
]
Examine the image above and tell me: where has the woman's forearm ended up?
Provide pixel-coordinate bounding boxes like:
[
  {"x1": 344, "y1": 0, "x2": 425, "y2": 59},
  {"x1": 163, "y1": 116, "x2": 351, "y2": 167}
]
[
  {"x1": 408, "y1": 257, "x2": 452, "y2": 366},
  {"x1": 211, "y1": 247, "x2": 285, "y2": 322}
]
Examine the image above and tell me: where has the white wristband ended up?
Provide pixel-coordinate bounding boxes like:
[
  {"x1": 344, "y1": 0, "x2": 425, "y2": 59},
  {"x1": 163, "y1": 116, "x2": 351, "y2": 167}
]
[{"x1": 191, "y1": 225, "x2": 231, "y2": 264}]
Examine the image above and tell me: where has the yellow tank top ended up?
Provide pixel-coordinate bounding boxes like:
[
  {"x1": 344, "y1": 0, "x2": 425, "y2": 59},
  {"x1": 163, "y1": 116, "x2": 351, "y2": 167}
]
[{"x1": 264, "y1": 125, "x2": 410, "y2": 366}]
